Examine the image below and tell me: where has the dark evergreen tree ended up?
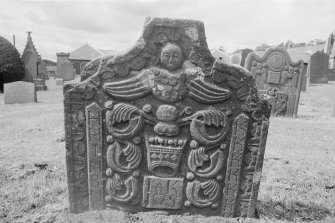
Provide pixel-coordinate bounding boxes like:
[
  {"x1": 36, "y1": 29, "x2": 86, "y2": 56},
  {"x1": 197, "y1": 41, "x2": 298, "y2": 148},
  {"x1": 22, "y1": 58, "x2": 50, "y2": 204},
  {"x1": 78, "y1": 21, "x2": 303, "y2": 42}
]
[{"x1": 0, "y1": 36, "x2": 25, "y2": 92}]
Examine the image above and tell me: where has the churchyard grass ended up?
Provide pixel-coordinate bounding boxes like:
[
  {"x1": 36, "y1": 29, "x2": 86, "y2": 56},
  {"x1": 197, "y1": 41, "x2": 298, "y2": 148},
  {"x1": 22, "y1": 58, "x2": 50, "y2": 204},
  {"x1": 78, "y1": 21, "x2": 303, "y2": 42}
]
[{"x1": 0, "y1": 79, "x2": 334, "y2": 223}]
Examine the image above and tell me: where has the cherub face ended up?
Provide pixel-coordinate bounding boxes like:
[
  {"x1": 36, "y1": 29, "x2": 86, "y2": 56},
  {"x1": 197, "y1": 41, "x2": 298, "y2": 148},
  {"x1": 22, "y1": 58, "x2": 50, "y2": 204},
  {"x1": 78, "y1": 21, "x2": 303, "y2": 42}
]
[{"x1": 160, "y1": 43, "x2": 183, "y2": 71}]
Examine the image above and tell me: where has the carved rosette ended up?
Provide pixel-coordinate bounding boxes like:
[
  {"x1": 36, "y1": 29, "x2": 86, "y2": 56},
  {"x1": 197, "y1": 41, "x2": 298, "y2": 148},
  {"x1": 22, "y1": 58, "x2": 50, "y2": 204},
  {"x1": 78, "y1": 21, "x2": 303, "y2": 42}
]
[{"x1": 64, "y1": 17, "x2": 271, "y2": 218}]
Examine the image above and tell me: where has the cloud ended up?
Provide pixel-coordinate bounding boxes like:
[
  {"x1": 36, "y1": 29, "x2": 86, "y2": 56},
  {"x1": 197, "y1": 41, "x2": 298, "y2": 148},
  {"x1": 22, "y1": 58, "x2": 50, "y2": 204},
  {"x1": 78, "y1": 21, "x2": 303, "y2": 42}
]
[{"x1": 1, "y1": 0, "x2": 334, "y2": 60}]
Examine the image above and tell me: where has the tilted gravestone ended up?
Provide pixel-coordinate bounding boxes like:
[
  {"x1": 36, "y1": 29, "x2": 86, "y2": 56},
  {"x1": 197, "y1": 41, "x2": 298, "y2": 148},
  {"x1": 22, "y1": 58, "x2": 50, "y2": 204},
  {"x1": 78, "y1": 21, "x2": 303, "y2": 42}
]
[
  {"x1": 4, "y1": 81, "x2": 36, "y2": 104},
  {"x1": 59, "y1": 61, "x2": 75, "y2": 81},
  {"x1": 308, "y1": 51, "x2": 329, "y2": 84},
  {"x1": 245, "y1": 47, "x2": 304, "y2": 118},
  {"x1": 64, "y1": 17, "x2": 271, "y2": 218}
]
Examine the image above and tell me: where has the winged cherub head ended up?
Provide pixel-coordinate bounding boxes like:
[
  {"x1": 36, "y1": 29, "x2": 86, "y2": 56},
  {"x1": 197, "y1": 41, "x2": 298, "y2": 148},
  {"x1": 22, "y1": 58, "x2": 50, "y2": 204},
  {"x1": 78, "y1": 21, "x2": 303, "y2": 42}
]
[{"x1": 160, "y1": 42, "x2": 183, "y2": 71}]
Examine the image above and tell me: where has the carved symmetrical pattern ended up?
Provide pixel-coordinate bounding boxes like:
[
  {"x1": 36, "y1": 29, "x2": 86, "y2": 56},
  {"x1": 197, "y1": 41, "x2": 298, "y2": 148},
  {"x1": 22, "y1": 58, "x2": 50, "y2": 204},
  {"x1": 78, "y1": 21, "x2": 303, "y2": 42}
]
[
  {"x1": 244, "y1": 47, "x2": 304, "y2": 118},
  {"x1": 64, "y1": 17, "x2": 271, "y2": 217}
]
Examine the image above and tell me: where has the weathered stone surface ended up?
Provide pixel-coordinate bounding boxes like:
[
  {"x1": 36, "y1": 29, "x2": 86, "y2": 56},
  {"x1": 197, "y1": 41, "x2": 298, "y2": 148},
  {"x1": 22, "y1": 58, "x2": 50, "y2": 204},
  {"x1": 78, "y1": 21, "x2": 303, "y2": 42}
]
[
  {"x1": 59, "y1": 61, "x2": 75, "y2": 81},
  {"x1": 308, "y1": 51, "x2": 329, "y2": 84},
  {"x1": 245, "y1": 47, "x2": 304, "y2": 118},
  {"x1": 4, "y1": 81, "x2": 36, "y2": 104},
  {"x1": 64, "y1": 17, "x2": 271, "y2": 218}
]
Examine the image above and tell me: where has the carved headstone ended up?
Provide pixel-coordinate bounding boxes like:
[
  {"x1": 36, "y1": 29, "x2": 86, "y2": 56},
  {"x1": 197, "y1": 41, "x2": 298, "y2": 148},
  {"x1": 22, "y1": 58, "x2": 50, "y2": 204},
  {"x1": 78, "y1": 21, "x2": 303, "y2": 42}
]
[
  {"x1": 308, "y1": 51, "x2": 329, "y2": 84},
  {"x1": 4, "y1": 81, "x2": 36, "y2": 104},
  {"x1": 64, "y1": 17, "x2": 271, "y2": 218},
  {"x1": 245, "y1": 47, "x2": 304, "y2": 118},
  {"x1": 59, "y1": 61, "x2": 75, "y2": 81}
]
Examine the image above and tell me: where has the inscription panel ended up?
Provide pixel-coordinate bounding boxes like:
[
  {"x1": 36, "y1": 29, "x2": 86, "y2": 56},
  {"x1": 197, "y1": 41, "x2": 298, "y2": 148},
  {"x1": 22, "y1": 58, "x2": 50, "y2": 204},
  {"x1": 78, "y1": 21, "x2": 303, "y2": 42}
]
[{"x1": 143, "y1": 176, "x2": 183, "y2": 209}]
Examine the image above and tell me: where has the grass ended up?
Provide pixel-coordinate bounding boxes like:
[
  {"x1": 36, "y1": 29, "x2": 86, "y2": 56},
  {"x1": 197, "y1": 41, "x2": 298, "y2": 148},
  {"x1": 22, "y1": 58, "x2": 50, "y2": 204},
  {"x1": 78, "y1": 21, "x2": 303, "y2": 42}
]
[{"x1": 0, "y1": 79, "x2": 334, "y2": 223}]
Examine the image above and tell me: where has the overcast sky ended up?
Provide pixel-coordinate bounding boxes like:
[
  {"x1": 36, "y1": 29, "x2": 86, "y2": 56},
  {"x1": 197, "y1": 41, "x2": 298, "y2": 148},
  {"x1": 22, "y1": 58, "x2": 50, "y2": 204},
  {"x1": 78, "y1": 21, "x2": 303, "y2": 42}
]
[{"x1": 1, "y1": 0, "x2": 334, "y2": 61}]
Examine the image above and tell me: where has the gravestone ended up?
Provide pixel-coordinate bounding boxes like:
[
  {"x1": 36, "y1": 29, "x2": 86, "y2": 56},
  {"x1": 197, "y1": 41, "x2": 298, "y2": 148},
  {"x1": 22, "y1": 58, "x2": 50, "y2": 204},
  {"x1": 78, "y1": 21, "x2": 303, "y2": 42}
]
[
  {"x1": 308, "y1": 51, "x2": 329, "y2": 84},
  {"x1": 64, "y1": 17, "x2": 271, "y2": 218},
  {"x1": 231, "y1": 54, "x2": 241, "y2": 65},
  {"x1": 245, "y1": 47, "x2": 304, "y2": 118},
  {"x1": 4, "y1": 81, "x2": 36, "y2": 104},
  {"x1": 59, "y1": 61, "x2": 74, "y2": 81},
  {"x1": 56, "y1": 52, "x2": 70, "y2": 78},
  {"x1": 300, "y1": 63, "x2": 308, "y2": 92},
  {"x1": 240, "y1": 49, "x2": 253, "y2": 67}
]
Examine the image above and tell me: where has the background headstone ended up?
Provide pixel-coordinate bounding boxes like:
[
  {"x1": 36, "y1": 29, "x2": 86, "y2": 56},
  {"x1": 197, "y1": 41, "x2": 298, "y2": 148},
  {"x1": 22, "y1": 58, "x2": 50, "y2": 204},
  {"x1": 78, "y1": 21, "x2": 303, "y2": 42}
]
[
  {"x1": 308, "y1": 51, "x2": 329, "y2": 84},
  {"x1": 231, "y1": 54, "x2": 241, "y2": 65},
  {"x1": 245, "y1": 47, "x2": 304, "y2": 118},
  {"x1": 300, "y1": 63, "x2": 308, "y2": 92},
  {"x1": 4, "y1": 81, "x2": 36, "y2": 104},
  {"x1": 59, "y1": 61, "x2": 74, "y2": 81},
  {"x1": 240, "y1": 48, "x2": 253, "y2": 67},
  {"x1": 56, "y1": 52, "x2": 70, "y2": 78}
]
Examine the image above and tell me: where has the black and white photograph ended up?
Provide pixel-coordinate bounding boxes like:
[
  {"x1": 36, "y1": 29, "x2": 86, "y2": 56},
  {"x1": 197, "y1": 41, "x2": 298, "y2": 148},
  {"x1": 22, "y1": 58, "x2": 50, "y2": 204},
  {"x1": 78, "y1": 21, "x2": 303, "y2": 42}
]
[{"x1": 0, "y1": 0, "x2": 334, "y2": 222}]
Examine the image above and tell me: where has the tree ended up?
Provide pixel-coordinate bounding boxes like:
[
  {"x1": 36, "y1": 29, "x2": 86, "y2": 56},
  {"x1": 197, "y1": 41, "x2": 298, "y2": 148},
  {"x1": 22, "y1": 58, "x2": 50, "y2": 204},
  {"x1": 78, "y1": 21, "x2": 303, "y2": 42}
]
[{"x1": 0, "y1": 35, "x2": 24, "y2": 92}]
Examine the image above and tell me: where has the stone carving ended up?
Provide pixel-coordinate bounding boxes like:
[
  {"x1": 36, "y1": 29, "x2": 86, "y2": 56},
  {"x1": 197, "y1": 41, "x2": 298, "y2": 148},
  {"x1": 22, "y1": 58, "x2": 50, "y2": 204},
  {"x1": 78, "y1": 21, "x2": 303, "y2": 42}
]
[
  {"x1": 244, "y1": 47, "x2": 304, "y2": 118},
  {"x1": 64, "y1": 17, "x2": 271, "y2": 218}
]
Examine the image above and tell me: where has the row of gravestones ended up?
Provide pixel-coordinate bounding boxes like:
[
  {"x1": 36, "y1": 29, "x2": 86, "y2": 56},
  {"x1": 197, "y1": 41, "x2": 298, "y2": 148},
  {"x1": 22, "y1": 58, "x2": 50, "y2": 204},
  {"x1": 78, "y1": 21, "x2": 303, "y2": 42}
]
[{"x1": 229, "y1": 48, "x2": 332, "y2": 118}]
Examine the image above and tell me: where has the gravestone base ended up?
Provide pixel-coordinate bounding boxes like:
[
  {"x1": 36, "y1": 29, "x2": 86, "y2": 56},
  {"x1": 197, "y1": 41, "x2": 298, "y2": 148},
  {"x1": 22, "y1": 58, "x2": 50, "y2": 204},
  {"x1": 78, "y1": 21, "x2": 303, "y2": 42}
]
[{"x1": 36, "y1": 85, "x2": 47, "y2": 91}]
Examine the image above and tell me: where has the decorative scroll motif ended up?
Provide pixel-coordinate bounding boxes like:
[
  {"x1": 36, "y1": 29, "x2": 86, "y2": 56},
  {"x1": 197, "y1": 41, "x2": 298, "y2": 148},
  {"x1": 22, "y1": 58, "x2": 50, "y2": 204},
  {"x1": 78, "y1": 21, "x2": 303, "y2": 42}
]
[
  {"x1": 142, "y1": 176, "x2": 184, "y2": 209},
  {"x1": 64, "y1": 17, "x2": 272, "y2": 218},
  {"x1": 221, "y1": 114, "x2": 249, "y2": 217},
  {"x1": 86, "y1": 103, "x2": 104, "y2": 210},
  {"x1": 186, "y1": 179, "x2": 221, "y2": 208}
]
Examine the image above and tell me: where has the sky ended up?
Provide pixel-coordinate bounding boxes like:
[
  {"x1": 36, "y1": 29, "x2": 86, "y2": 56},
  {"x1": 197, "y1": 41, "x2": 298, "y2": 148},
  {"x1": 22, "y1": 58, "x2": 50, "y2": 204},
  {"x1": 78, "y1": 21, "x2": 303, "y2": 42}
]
[{"x1": 1, "y1": 0, "x2": 334, "y2": 61}]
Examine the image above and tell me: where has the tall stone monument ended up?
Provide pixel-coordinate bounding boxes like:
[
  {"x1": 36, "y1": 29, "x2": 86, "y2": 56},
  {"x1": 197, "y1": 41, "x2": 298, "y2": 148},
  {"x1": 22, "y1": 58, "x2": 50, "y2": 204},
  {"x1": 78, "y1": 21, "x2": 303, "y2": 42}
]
[
  {"x1": 21, "y1": 32, "x2": 47, "y2": 90},
  {"x1": 64, "y1": 17, "x2": 271, "y2": 218},
  {"x1": 56, "y1": 52, "x2": 70, "y2": 78},
  {"x1": 22, "y1": 32, "x2": 39, "y2": 82},
  {"x1": 245, "y1": 47, "x2": 304, "y2": 118},
  {"x1": 308, "y1": 51, "x2": 329, "y2": 84}
]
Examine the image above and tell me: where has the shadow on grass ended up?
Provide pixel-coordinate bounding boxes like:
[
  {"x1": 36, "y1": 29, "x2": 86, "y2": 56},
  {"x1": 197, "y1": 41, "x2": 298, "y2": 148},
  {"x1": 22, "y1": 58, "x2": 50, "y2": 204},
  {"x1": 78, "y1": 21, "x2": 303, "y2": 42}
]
[{"x1": 256, "y1": 200, "x2": 333, "y2": 222}]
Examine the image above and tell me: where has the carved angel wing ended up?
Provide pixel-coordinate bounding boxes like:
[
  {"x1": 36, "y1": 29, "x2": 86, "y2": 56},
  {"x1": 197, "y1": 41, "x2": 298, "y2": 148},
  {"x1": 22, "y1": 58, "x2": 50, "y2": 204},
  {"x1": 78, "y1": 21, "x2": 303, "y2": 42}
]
[
  {"x1": 103, "y1": 71, "x2": 152, "y2": 100},
  {"x1": 188, "y1": 78, "x2": 231, "y2": 104}
]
